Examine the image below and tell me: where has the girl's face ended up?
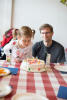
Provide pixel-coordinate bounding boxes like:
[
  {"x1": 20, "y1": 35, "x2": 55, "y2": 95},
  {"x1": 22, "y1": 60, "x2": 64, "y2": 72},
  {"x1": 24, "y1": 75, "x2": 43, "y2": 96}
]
[{"x1": 19, "y1": 35, "x2": 31, "y2": 48}]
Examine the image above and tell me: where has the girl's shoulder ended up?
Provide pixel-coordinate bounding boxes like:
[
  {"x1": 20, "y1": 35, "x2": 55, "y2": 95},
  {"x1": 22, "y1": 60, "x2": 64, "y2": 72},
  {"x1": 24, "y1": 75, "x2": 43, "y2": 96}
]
[{"x1": 10, "y1": 39, "x2": 18, "y2": 45}]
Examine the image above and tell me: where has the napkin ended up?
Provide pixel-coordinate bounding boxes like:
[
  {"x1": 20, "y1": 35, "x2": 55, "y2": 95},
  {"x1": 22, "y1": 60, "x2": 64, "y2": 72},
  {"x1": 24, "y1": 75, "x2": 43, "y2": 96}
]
[
  {"x1": 0, "y1": 66, "x2": 18, "y2": 75},
  {"x1": 60, "y1": 71, "x2": 67, "y2": 74},
  {"x1": 57, "y1": 86, "x2": 67, "y2": 99}
]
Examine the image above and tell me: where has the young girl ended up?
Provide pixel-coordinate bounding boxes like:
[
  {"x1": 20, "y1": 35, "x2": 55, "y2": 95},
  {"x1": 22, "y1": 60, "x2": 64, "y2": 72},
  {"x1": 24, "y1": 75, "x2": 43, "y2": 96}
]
[{"x1": 4, "y1": 26, "x2": 35, "y2": 64}]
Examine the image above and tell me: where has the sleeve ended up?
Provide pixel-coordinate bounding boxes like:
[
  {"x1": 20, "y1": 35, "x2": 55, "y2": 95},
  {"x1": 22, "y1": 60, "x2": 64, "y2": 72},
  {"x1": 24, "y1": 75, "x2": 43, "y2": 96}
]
[
  {"x1": 23, "y1": 43, "x2": 33, "y2": 58},
  {"x1": 27, "y1": 44, "x2": 32, "y2": 58},
  {"x1": 57, "y1": 46, "x2": 66, "y2": 63}
]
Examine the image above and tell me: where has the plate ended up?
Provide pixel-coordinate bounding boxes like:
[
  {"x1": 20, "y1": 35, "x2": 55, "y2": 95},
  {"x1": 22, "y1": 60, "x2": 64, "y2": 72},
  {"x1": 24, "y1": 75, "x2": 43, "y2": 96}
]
[
  {"x1": 22, "y1": 67, "x2": 46, "y2": 72},
  {"x1": 0, "y1": 84, "x2": 12, "y2": 97},
  {"x1": 0, "y1": 68, "x2": 10, "y2": 76},
  {"x1": 54, "y1": 65, "x2": 67, "y2": 72},
  {"x1": 12, "y1": 93, "x2": 48, "y2": 100},
  {"x1": 22, "y1": 66, "x2": 52, "y2": 73}
]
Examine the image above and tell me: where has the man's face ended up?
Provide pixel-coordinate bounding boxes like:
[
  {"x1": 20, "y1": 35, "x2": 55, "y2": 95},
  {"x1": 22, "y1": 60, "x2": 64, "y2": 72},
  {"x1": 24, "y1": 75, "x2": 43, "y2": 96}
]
[{"x1": 41, "y1": 27, "x2": 53, "y2": 43}]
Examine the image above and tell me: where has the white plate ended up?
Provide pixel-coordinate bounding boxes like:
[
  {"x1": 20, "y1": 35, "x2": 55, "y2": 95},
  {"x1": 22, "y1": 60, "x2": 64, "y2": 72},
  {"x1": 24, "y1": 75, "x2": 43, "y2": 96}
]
[
  {"x1": 22, "y1": 67, "x2": 46, "y2": 72},
  {"x1": 22, "y1": 66, "x2": 52, "y2": 73},
  {"x1": 54, "y1": 65, "x2": 67, "y2": 72},
  {"x1": 12, "y1": 93, "x2": 48, "y2": 100},
  {"x1": 0, "y1": 84, "x2": 12, "y2": 97},
  {"x1": 0, "y1": 68, "x2": 10, "y2": 76}
]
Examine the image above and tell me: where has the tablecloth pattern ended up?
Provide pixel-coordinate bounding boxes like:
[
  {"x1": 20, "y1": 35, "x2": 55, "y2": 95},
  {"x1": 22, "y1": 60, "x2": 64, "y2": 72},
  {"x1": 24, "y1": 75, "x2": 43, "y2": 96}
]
[{"x1": 0, "y1": 60, "x2": 67, "y2": 100}]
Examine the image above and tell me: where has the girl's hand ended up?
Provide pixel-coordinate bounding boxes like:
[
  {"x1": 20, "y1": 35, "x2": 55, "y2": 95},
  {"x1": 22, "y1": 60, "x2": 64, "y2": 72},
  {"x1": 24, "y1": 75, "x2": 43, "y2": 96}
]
[
  {"x1": 19, "y1": 52, "x2": 24, "y2": 58},
  {"x1": 14, "y1": 57, "x2": 22, "y2": 63},
  {"x1": 16, "y1": 50, "x2": 20, "y2": 56},
  {"x1": 16, "y1": 50, "x2": 24, "y2": 58}
]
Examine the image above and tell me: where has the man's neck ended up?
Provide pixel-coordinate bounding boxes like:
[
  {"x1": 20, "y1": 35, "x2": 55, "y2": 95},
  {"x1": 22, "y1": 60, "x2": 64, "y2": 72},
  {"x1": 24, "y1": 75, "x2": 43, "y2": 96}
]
[{"x1": 43, "y1": 40, "x2": 52, "y2": 47}]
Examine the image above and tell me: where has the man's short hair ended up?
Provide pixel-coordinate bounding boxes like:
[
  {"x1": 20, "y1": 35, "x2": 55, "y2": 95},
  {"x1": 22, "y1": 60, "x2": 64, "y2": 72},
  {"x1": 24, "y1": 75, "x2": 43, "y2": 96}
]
[{"x1": 39, "y1": 24, "x2": 53, "y2": 33}]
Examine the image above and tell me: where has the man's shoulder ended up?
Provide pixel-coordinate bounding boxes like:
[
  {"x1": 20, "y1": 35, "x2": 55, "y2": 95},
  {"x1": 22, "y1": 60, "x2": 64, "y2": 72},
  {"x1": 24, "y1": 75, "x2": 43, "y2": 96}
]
[
  {"x1": 33, "y1": 41, "x2": 43, "y2": 47},
  {"x1": 32, "y1": 41, "x2": 43, "y2": 51},
  {"x1": 52, "y1": 40, "x2": 64, "y2": 49}
]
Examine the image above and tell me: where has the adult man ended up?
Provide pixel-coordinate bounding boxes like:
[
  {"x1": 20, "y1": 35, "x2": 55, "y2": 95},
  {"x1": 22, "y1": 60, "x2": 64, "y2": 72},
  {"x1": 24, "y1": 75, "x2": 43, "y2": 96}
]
[{"x1": 32, "y1": 24, "x2": 65, "y2": 63}]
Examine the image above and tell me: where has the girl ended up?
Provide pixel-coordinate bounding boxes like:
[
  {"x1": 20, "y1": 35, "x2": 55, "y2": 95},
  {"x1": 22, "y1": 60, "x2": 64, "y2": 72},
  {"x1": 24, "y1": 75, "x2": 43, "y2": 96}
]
[{"x1": 4, "y1": 26, "x2": 35, "y2": 64}]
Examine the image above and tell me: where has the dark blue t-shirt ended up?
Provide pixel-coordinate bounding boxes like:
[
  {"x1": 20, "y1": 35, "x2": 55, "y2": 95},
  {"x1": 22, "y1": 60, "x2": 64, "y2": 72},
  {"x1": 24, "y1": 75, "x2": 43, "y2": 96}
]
[{"x1": 32, "y1": 40, "x2": 66, "y2": 63}]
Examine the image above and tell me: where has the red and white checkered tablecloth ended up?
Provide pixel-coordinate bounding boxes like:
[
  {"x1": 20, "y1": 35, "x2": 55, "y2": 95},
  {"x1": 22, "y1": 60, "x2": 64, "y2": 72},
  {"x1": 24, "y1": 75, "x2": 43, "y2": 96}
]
[{"x1": 0, "y1": 60, "x2": 67, "y2": 100}]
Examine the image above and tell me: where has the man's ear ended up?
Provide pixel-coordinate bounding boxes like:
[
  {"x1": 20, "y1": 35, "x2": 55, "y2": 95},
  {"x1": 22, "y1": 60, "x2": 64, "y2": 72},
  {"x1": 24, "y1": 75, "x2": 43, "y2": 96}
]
[{"x1": 52, "y1": 32, "x2": 54, "y2": 36}]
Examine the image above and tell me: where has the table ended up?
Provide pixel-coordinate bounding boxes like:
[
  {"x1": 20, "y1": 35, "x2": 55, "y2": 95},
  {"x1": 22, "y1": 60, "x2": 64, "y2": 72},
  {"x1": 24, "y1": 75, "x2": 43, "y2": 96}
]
[{"x1": 0, "y1": 60, "x2": 67, "y2": 100}]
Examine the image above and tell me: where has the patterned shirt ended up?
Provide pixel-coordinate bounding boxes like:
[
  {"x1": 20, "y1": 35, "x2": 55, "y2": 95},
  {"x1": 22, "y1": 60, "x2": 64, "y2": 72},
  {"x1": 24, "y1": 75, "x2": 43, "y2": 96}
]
[{"x1": 4, "y1": 39, "x2": 32, "y2": 62}]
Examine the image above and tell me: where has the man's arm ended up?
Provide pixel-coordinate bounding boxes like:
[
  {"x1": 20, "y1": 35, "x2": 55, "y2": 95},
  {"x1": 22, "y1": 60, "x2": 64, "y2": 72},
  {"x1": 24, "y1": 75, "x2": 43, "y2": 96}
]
[
  {"x1": 32, "y1": 43, "x2": 38, "y2": 57},
  {"x1": 57, "y1": 46, "x2": 66, "y2": 64}
]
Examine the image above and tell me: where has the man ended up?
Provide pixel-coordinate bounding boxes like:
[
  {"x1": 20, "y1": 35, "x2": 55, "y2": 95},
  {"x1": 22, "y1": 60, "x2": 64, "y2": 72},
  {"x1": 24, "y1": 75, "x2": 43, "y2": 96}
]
[{"x1": 32, "y1": 24, "x2": 66, "y2": 63}]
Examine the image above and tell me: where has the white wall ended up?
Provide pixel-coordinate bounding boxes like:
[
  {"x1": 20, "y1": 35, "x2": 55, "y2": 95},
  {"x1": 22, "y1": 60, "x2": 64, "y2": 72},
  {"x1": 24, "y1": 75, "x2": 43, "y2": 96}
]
[
  {"x1": 0, "y1": 0, "x2": 67, "y2": 48},
  {"x1": 0, "y1": 0, "x2": 12, "y2": 40},
  {"x1": 13, "y1": 0, "x2": 67, "y2": 47}
]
